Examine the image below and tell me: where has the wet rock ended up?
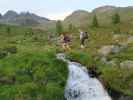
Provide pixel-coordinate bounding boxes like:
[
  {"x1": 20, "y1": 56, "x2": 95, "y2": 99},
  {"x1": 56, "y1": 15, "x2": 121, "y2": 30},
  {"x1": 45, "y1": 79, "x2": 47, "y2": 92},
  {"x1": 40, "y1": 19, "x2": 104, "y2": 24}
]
[
  {"x1": 118, "y1": 96, "x2": 133, "y2": 100},
  {"x1": 108, "y1": 88, "x2": 133, "y2": 100}
]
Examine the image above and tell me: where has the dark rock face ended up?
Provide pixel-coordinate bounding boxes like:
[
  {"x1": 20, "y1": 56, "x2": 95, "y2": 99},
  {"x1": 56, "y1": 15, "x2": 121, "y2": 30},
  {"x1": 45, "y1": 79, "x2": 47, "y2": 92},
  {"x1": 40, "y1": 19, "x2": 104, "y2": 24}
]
[
  {"x1": 118, "y1": 96, "x2": 133, "y2": 100},
  {"x1": 108, "y1": 88, "x2": 133, "y2": 100}
]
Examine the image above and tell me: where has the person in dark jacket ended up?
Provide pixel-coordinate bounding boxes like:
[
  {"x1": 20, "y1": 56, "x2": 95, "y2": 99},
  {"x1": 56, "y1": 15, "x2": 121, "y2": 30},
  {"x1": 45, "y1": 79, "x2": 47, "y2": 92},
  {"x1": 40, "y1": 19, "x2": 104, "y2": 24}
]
[{"x1": 60, "y1": 33, "x2": 71, "y2": 51}]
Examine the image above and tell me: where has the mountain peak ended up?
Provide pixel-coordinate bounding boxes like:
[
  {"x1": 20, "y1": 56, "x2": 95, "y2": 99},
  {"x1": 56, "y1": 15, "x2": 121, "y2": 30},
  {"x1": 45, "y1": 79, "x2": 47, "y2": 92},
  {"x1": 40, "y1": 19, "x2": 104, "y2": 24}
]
[
  {"x1": 93, "y1": 5, "x2": 116, "y2": 13},
  {"x1": 4, "y1": 10, "x2": 18, "y2": 16},
  {"x1": 0, "y1": 10, "x2": 51, "y2": 26},
  {"x1": 3, "y1": 10, "x2": 18, "y2": 19},
  {"x1": 72, "y1": 10, "x2": 89, "y2": 15}
]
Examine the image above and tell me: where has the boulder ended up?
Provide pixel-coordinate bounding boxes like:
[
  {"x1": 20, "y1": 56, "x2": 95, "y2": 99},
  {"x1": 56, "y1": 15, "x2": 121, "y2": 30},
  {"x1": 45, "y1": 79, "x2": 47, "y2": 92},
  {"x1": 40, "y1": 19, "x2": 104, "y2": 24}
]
[
  {"x1": 112, "y1": 45, "x2": 121, "y2": 53},
  {"x1": 98, "y1": 45, "x2": 123, "y2": 56},
  {"x1": 120, "y1": 60, "x2": 133, "y2": 68},
  {"x1": 98, "y1": 44, "x2": 128, "y2": 57},
  {"x1": 100, "y1": 57, "x2": 107, "y2": 63},
  {"x1": 98, "y1": 45, "x2": 115, "y2": 56},
  {"x1": 127, "y1": 35, "x2": 133, "y2": 44}
]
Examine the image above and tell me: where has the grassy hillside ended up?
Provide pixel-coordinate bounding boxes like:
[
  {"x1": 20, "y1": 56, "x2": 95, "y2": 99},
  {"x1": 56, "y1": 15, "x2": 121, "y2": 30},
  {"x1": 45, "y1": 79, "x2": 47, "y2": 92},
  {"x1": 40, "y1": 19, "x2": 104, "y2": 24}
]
[{"x1": 0, "y1": 24, "x2": 68, "y2": 100}]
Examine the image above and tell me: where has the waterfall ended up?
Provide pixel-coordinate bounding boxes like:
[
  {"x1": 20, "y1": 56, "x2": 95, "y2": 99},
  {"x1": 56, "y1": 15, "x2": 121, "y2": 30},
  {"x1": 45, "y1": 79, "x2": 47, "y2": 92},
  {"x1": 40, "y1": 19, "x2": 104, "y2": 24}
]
[{"x1": 57, "y1": 53, "x2": 112, "y2": 100}]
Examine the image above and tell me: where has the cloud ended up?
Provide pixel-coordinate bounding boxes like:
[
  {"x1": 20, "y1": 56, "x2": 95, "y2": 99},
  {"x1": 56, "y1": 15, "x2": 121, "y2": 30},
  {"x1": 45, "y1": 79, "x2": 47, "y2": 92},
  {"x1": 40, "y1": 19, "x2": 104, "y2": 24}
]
[{"x1": 46, "y1": 11, "x2": 73, "y2": 20}]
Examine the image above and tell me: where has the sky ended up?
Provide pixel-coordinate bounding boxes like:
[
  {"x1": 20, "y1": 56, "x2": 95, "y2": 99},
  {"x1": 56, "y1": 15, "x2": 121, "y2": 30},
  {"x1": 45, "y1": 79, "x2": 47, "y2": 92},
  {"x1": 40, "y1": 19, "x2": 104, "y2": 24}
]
[{"x1": 0, "y1": 0, "x2": 133, "y2": 20}]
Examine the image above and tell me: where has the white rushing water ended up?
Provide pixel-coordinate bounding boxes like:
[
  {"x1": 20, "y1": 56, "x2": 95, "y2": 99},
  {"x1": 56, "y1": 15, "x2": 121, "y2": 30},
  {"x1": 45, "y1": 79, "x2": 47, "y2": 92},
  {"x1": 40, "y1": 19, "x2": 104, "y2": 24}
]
[{"x1": 57, "y1": 53, "x2": 112, "y2": 100}]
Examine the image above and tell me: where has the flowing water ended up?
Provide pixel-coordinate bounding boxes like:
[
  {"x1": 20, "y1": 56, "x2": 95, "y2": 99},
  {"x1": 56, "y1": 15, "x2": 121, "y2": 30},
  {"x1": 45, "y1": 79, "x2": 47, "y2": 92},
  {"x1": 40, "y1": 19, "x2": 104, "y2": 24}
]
[{"x1": 57, "y1": 53, "x2": 112, "y2": 100}]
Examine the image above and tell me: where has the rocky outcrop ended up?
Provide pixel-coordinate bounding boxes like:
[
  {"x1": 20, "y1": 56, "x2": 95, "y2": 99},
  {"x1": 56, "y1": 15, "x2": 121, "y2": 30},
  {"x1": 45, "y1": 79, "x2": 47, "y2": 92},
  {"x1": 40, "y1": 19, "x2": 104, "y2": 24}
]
[
  {"x1": 98, "y1": 45, "x2": 125, "y2": 57},
  {"x1": 98, "y1": 45, "x2": 115, "y2": 56}
]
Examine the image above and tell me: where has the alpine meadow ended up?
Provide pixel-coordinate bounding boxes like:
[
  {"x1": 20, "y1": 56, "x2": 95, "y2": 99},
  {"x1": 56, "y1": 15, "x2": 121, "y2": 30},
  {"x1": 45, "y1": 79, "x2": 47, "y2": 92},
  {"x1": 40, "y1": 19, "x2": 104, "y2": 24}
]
[{"x1": 0, "y1": 1, "x2": 133, "y2": 100}]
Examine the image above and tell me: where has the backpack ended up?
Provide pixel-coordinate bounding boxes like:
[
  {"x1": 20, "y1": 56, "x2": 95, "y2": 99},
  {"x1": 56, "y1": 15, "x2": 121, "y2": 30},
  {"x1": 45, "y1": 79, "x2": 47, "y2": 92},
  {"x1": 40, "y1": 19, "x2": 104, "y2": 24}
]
[
  {"x1": 64, "y1": 35, "x2": 71, "y2": 43},
  {"x1": 83, "y1": 32, "x2": 88, "y2": 39}
]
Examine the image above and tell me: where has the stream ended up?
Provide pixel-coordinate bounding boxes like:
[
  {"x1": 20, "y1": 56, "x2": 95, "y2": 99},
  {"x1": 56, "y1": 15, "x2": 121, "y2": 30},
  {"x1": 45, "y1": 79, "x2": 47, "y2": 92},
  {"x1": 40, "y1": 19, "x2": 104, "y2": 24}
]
[{"x1": 57, "y1": 53, "x2": 112, "y2": 100}]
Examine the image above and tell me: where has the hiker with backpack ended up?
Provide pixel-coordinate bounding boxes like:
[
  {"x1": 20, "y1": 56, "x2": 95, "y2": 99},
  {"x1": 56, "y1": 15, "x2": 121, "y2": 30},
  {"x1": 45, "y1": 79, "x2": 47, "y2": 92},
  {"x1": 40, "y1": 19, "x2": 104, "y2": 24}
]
[
  {"x1": 60, "y1": 33, "x2": 71, "y2": 51},
  {"x1": 79, "y1": 30, "x2": 89, "y2": 48}
]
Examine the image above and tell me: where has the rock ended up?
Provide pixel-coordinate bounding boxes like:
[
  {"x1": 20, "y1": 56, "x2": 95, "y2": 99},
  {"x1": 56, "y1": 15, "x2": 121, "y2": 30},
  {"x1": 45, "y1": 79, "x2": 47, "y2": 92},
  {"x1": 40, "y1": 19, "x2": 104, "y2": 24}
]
[
  {"x1": 100, "y1": 57, "x2": 107, "y2": 63},
  {"x1": 106, "y1": 60, "x2": 116, "y2": 66},
  {"x1": 127, "y1": 35, "x2": 133, "y2": 44},
  {"x1": 112, "y1": 45, "x2": 121, "y2": 53},
  {"x1": 98, "y1": 44, "x2": 127, "y2": 57},
  {"x1": 120, "y1": 60, "x2": 133, "y2": 68},
  {"x1": 98, "y1": 45, "x2": 115, "y2": 56},
  {"x1": 119, "y1": 43, "x2": 128, "y2": 49},
  {"x1": 109, "y1": 88, "x2": 133, "y2": 100},
  {"x1": 113, "y1": 34, "x2": 128, "y2": 44},
  {"x1": 118, "y1": 96, "x2": 133, "y2": 100},
  {"x1": 113, "y1": 34, "x2": 122, "y2": 40}
]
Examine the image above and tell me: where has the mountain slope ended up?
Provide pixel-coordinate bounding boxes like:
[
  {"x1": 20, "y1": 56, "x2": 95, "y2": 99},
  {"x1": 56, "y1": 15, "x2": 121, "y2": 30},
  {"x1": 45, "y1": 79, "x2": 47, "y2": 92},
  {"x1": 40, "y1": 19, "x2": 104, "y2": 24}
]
[
  {"x1": 0, "y1": 10, "x2": 51, "y2": 26},
  {"x1": 63, "y1": 6, "x2": 133, "y2": 27},
  {"x1": 63, "y1": 10, "x2": 92, "y2": 27}
]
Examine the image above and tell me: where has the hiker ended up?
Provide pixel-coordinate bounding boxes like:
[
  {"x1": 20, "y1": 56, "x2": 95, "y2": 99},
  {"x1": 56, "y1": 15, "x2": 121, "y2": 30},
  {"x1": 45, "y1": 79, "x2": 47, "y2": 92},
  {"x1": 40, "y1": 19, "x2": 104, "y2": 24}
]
[
  {"x1": 60, "y1": 33, "x2": 71, "y2": 51},
  {"x1": 79, "y1": 30, "x2": 89, "y2": 48}
]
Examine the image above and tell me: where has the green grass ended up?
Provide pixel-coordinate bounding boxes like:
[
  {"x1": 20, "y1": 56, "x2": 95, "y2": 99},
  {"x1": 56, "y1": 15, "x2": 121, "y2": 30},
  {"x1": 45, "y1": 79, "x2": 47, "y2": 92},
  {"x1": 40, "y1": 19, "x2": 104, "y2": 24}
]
[
  {"x1": 66, "y1": 50, "x2": 94, "y2": 69},
  {"x1": 0, "y1": 22, "x2": 132, "y2": 99},
  {"x1": 107, "y1": 46, "x2": 133, "y2": 62},
  {"x1": 65, "y1": 32, "x2": 133, "y2": 96},
  {"x1": 0, "y1": 50, "x2": 68, "y2": 100},
  {"x1": 100, "y1": 66, "x2": 133, "y2": 96}
]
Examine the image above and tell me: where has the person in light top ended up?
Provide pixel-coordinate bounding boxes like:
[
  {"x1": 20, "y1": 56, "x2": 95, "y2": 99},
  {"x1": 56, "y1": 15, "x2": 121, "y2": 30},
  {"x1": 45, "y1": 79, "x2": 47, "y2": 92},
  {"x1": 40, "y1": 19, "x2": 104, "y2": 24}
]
[{"x1": 79, "y1": 30, "x2": 89, "y2": 49}]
